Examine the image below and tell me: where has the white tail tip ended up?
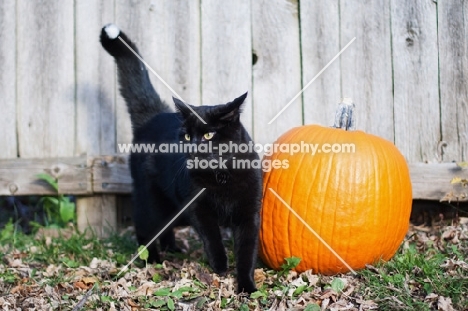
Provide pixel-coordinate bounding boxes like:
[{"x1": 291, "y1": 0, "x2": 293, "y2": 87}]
[{"x1": 104, "y1": 24, "x2": 120, "y2": 39}]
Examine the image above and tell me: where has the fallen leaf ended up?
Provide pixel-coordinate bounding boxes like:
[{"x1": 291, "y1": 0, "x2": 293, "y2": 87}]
[
  {"x1": 254, "y1": 268, "x2": 266, "y2": 287},
  {"x1": 9, "y1": 285, "x2": 23, "y2": 295},
  {"x1": 82, "y1": 276, "x2": 98, "y2": 285},
  {"x1": 438, "y1": 296, "x2": 454, "y2": 311},
  {"x1": 127, "y1": 298, "x2": 139, "y2": 307},
  {"x1": 74, "y1": 281, "x2": 90, "y2": 290}
]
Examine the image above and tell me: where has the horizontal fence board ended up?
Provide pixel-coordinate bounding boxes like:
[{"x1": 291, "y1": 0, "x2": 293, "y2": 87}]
[
  {"x1": 0, "y1": 157, "x2": 91, "y2": 196},
  {"x1": 2, "y1": 156, "x2": 466, "y2": 202},
  {"x1": 90, "y1": 155, "x2": 132, "y2": 193},
  {"x1": 410, "y1": 163, "x2": 467, "y2": 201}
]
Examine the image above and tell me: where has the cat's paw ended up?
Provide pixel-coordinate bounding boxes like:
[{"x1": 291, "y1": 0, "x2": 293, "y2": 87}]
[
  {"x1": 102, "y1": 23, "x2": 120, "y2": 40},
  {"x1": 237, "y1": 279, "x2": 257, "y2": 294},
  {"x1": 210, "y1": 259, "x2": 228, "y2": 276}
]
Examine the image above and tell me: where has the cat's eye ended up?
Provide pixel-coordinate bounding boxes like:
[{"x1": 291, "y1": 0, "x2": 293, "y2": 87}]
[
  {"x1": 184, "y1": 133, "x2": 190, "y2": 141},
  {"x1": 203, "y1": 132, "x2": 215, "y2": 140}
]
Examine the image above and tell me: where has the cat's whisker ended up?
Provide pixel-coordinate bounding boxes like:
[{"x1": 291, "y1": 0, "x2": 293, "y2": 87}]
[{"x1": 166, "y1": 158, "x2": 187, "y2": 189}]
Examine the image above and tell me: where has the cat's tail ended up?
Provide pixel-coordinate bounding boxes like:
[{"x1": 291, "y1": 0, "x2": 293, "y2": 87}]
[{"x1": 100, "y1": 24, "x2": 172, "y2": 130}]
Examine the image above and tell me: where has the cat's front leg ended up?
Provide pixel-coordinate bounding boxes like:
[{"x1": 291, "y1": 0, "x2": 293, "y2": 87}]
[
  {"x1": 232, "y1": 212, "x2": 260, "y2": 294},
  {"x1": 191, "y1": 206, "x2": 228, "y2": 275}
]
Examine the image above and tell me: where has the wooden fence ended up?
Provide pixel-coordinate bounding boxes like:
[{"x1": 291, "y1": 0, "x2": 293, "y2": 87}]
[{"x1": 0, "y1": 0, "x2": 467, "y2": 233}]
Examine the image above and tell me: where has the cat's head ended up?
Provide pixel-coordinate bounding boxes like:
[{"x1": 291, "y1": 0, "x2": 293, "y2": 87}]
[
  {"x1": 173, "y1": 92, "x2": 247, "y2": 150},
  {"x1": 173, "y1": 93, "x2": 251, "y2": 185}
]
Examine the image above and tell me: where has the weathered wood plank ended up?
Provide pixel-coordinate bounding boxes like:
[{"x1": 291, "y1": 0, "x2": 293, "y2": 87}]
[
  {"x1": 438, "y1": 0, "x2": 468, "y2": 162},
  {"x1": 77, "y1": 195, "x2": 117, "y2": 237},
  {"x1": 0, "y1": 0, "x2": 17, "y2": 159},
  {"x1": 391, "y1": 0, "x2": 440, "y2": 163},
  {"x1": 201, "y1": 0, "x2": 252, "y2": 133},
  {"x1": 89, "y1": 158, "x2": 468, "y2": 201},
  {"x1": 340, "y1": 0, "x2": 394, "y2": 141},
  {"x1": 75, "y1": 0, "x2": 119, "y2": 237},
  {"x1": 252, "y1": 0, "x2": 303, "y2": 144},
  {"x1": 300, "y1": 1, "x2": 341, "y2": 126},
  {"x1": 0, "y1": 157, "x2": 90, "y2": 196},
  {"x1": 90, "y1": 155, "x2": 132, "y2": 194},
  {"x1": 89, "y1": 156, "x2": 468, "y2": 201},
  {"x1": 410, "y1": 163, "x2": 467, "y2": 202},
  {"x1": 115, "y1": 0, "x2": 201, "y2": 146},
  {"x1": 16, "y1": 1, "x2": 75, "y2": 158},
  {"x1": 0, "y1": 155, "x2": 464, "y2": 201},
  {"x1": 75, "y1": 0, "x2": 116, "y2": 156}
]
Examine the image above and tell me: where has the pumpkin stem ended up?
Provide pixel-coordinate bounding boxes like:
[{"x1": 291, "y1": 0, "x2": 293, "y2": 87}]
[{"x1": 333, "y1": 98, "x2": 355, "y2": 130}]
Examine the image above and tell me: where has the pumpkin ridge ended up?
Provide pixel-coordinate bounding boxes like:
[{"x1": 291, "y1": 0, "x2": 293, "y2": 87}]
[
  {"x1": 289, "y1": 136, "x2": 309, "y2": 265},
  {"x1": 368, "y1": 135, "x2": 381, "y2": 263},
  {"x1": 384, "y1": 139, "x2": 398, "y2": 260},
  {"x1": 271, "y1": 131, "x2": 297, "y2": 267},
  {"x1": 305, "y1": 130, "x2": 323, "y2": 271},
  {"x1": 261, "y1": 149, "x2": 278, "y2": 268},
  {"x1": 320, "y1": 131, "x2": 342, "y2": 272},
  {"x1": 286, "y1": 128, "x2": 309, "y2": 263},
  {"x1": 300, "y1": 127, "x2": 322, "y2": 268},
  {"x1": 369, "y1": 141, "x2": 391, "y2": 263}
]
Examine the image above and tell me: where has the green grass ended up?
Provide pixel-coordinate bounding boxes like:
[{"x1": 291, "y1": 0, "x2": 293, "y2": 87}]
[
  {"x1": 0, "y1": 224, "x2": 137, "y2": 268},
  {"x1": 358, "y1": 242, "x2": 468, "y2": 310},
  {"x1": 1, "y1": 222, "x2": 468, "y2": 310}
]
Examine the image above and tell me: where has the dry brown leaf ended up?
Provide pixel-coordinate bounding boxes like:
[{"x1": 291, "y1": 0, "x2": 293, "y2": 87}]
[
  {"x1": 212, "y1": 276, "x2": 220, "y2": 288},
  {"x1": 9, "y1": 285, "x2": 24, "y2": 295},
  {"x1": 254, "y1": 268, "x2": 266, "y2": 287},
  {"x1": 300, "y1": 270, "x2": 319, "y2": 287},
  {"x1": 127, "y1": 298, "x2": 139, "y2": 307},
  {"x1": 328, "y1": 299, "x2": 355, "y2": 310},
  {"x1": 355, "y1": 299, "x2": 378, "y2": 310},
  {"x1": 440, "y1": 259, "x2": 468, "y2": 270},
  {"x1": 321, "y1": 298, "x2": 331, "y2": 310},
  {"x1": 425, "y1": 293, "x2": 438, "y2": 301},
  {"x1": 8, "y1": 258, "x2": 23, "y2": 268},
  {"x1": 438, "y1": 296, "x2": 454, "y2": 311},
  {"x1": 82, "y1": 276, "x2": 98, "y2": 285},
  {"x1": 74, "y1": 281, "x2": 91, "y2": 290},
  {"x1": 320, "y1": 288, "x2": 338, "y2": 300}
]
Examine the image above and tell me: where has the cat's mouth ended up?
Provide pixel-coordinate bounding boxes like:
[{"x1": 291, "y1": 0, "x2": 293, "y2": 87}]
[
  {"x1": 186, "y1": 153, "x2": 233, "y2": 186},
  {"x1": 214, "y1": 170, "x2": 230, "y2": 185}
]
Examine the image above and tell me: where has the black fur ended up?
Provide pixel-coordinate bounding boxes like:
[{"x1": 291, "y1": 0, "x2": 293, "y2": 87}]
[{"x1": 100, "y1": 24, "x2": 262, "y2": 293}]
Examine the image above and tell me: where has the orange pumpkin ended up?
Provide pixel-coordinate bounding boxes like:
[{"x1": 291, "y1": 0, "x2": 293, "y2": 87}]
[{"x1": 259, "y1": 102, "x2": 412, "y2": 274}]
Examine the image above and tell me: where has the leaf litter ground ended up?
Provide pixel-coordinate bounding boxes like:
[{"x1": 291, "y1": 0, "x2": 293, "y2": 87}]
[{"x1": 1, "y1": 218, "x2": 468, "y2": 310}]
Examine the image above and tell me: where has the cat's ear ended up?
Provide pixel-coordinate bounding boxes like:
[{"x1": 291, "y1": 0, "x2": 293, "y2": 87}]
[
  {"x1": 173, "y1": 97, "x2": 192, "y2": 117},
  {"x1": 219, "y1": 92, "x2": 248, "y2": 122}
]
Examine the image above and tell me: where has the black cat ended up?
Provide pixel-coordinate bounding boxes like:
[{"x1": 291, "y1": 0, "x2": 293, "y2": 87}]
[{"x1": 100, "y1": 24, "x2": 262, "y2": 293}]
